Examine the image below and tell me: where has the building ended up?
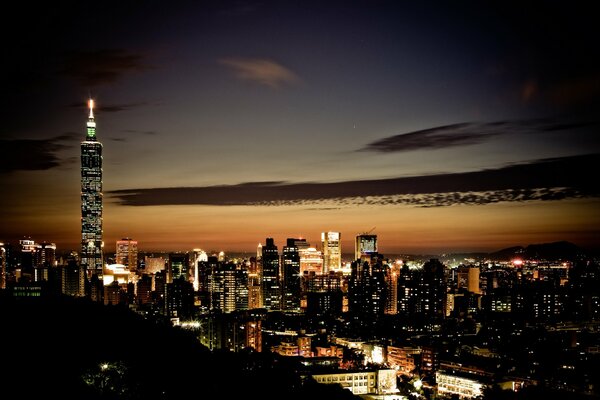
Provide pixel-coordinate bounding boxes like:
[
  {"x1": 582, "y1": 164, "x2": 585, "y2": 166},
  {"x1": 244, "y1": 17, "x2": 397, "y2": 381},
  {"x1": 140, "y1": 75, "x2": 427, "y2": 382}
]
[
  {"x1": 282, "y1": 238, "x2": 302, "y2": 311},
  {"x1": 348, "y1": 255, "x2": 388, "y2": 322},
  {"x1": 457, "y1": 265, "x2": 480, "y2": 294},
  {"x1": 418, "y1": 259, "x2": 447, "y2": 320},
  {"x1": 19, "y1": 238, "x2": 38, "y2": 280},
  {"x1": 34, "y1": 242, "x2": 56, "y2": 283},
  {"x1": 0, "y1": 242, "x2": 6, "y2": 289},
  {"x1": 136, "y1": 274, "x2": 153, "y2": 305},
  {"x1": 261, "y1": 238, "x2": 281, "y2": 310},
  {"x1": 61, "y1": 258, "x2": 85, "y2": 297},
  {"x1": 304, "y1": 271, "x2": 344, "y2": 315},
  {"x1": 310, "y1": 369, "x2": 398, "y2": 396},
  {"x1": 199, "y1": 310, "x2": 263, "y2": 352},
  {"x1": 190, "y1": 248, "x2": 208, "y2": 291},
  {"x1": 81, "y1": 99, "x2": 103, "y2": 277},
  {"x1": 165, "y1": 277, "x2": 194, "y2": 319},
  {"x1": 167, "y1": 252, "x2": 189, "y2": 283},
  {"x1": 116, "y1": 238, "x2": 138, "y2": 271},
  {"x1": 209, "y1": 262, "x2": 248, "y2": 313},
  {"x1": 299, "y1": 247, "x2": 323, "y2": 275},
  {"x1": 322, "y1": 232, "x2": 341, "y2": 273},
  {"x1": 144, "y1": 256, "x2": 165, "y2": 274},
  {"x1": 247, "y1": 256, "x2": 262, "y2": 309},
  {"x1": 435, "y1": 371, "x2": 486, "y2": 399},
  {"x1": 355, "y1": 234, "x2": 377, "y2": 261},
  {"x1": 271, "y1": 336, "x2": 312, "y2": 357},
  {"x1": 386, "y1": 346, "x2": 420, "y2": 376}
]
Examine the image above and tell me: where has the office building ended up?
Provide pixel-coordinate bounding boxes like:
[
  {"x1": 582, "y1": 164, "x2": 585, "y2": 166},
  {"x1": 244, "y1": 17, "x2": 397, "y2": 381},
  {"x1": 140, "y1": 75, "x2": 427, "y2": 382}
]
[
  {"x1": 81, "y1": 99, "x2": 103, "y2": 276},
  {"x1": 261, "y1": 238, "x2": 280, "y2": 310},
  {"x1": 322, "y1": 231, "x2": 341, "y2": 273},
  {"x1": 282, "y1": 238, "x2": 302, "y2": 311},
  {"x1": 116, "y1": 238, "x2": 138, "y2": 271},
  {"x1": 355, "y1": 234, "x2": 377, "y2": 261}
]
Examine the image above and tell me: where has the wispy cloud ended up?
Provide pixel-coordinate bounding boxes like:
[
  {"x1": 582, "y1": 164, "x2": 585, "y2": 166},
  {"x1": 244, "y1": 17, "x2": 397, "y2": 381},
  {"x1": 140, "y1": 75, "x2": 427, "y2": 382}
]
[
  {"x1": 109, "y1": 154, "x2": 599, "y2": 207},
  {"x1": 69, "y1": 101, "x2": 150, "y2": 113},
  {"x1": 361, "y1": 119, "x2": 597, "y2": 153},
  {"x1": 219, "y1": 57, "x2": 300, "y2": 88},
  {"x1": 123, "y1": 129, "x2": 157, "y2": 135},
  {"x1": 61, "y1": 49, "x2": 146, "y2": 86},
  {"x1": 0, "y1": 135, "x2": 77, "y2": 173}
]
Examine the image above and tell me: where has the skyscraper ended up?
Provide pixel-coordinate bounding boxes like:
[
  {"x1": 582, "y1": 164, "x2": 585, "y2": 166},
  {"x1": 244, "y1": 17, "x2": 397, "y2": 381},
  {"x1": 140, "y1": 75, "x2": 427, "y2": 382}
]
[
  {"x1": 355, "y1": 234, "x2": 377, "y2": 261},
  {"x1": 81, "y1": 99, "x2": 103, "y2": 277},
  {"x1": 282, "y1": 238, "x2": 302, "y2": 311},
  {"x1": 261, "y1": 238, "x2": 281, "y2": 310},
  {"x1": 322, "y1": 232, "x2": 341, "y2": 273},
  {"x1": 116, "y1": 238, "x2": 138, "y2": 271}
]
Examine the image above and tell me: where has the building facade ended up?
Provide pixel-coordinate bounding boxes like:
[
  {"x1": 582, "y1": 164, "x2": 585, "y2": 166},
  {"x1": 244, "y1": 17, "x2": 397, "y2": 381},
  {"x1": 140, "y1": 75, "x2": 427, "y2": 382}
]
[
  {"x1": 322, "y1": 231, "x2": 341, "y2": 273},
  {"x1": 81, "y1": 99, "x2": 103, "y2": 276}
]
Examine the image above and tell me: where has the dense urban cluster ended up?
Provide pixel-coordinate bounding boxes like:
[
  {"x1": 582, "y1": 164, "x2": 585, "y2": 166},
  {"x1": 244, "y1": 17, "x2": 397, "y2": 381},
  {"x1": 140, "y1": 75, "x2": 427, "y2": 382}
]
[{"x1": 1, "y1": 236, "x2": 599, "y2": 399}]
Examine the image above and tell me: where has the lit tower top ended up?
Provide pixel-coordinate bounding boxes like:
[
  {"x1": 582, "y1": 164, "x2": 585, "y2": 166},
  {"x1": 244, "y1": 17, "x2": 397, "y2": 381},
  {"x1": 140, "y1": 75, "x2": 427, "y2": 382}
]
[{"x1": 86, "y1": 98, "x2": 97, "y2": 139}]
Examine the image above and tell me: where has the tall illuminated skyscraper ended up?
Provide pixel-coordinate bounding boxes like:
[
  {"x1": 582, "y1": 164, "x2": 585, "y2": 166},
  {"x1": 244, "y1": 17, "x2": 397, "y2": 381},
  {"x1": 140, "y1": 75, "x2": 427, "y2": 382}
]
[
  {"x1": 322, "y1": 232, "x2": 341, "y2": 273},
  {"x1": 116, "y1": 238, "x2": 138, "y2": 271},
  {"x1": 261, "y1": 238, "x2": 281, "y2": 310},
  {"x1": 355, "y1": 234, "x2": 377, "y2": 261},
  {"x1": 282, "y1": 238, "x2": 301, "y2": 311},
  {"x1": 81, "y1": 99, "x2": 103, "y2": 277}
]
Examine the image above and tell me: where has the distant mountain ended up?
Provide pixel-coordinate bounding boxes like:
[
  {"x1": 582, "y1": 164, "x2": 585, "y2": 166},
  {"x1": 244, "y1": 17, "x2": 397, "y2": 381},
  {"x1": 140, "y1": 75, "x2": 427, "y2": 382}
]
[{"x1": 488, "y1": 241, "x2": 585, "y2": 261}]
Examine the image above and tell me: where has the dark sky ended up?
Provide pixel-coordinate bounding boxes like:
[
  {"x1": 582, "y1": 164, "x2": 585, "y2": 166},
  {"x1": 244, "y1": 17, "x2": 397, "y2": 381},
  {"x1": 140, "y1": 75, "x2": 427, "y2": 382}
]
[{"x1": 1, "y1": 0, "x2": 599, "y2": 254}]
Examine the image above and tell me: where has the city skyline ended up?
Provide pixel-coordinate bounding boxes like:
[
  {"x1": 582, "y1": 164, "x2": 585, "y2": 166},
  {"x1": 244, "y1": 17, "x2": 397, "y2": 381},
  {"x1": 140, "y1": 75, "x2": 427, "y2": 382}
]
[{"x1": 1, "y1": 1, "x2": 599, "y2": 255}]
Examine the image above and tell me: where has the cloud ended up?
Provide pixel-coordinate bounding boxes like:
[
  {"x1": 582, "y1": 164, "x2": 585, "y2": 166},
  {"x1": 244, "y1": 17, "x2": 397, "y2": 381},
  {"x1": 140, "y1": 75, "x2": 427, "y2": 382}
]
[
  {"x1": 61, "y1": 49, "x2": 146, "y2": 86},
  {"x1": 219, "y1": 57, "x2": 300, "y2": 88},
  {"x1": 108, "y1": 153, "x2": 600, "y2": 207},
  {"x1": 0, "y1": 135, "x2": 76, "y2": 173},
  {"x1": 361, "y1": 119, "x2": 597, "y2": 153},
  {"x1": 123, "y1": 129, "x2": 157, "y2": 135},
  {"x1": 68, "y1": 101, "x2": 152, "y2": 116}
]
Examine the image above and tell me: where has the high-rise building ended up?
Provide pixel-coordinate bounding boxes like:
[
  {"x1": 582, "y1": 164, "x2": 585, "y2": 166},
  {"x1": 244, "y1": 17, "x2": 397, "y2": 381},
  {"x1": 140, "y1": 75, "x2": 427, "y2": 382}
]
[
  {"x1": 165, "y1": 277, "x2": 194, "y2": 319},
  {"x1": 261, "y1": 238, "x2": 280, "y2": 310},
  {"x1": 1, "y1": 242, "x2": 6, "y2": 289},
  {"x1": 304, "y1": 271, "x2": 344, "y2": 316},
  {"x1": 81, "y1": 99, "x2": 103, "y2": 276},
  {"x1": 167, "y1": 253, "x2": 189, "y2": 283},
  {"x1": 348, "y1": 255, "x2": 388, "y2": 322},
  {"x1": 190, "y1": 248, "x2": 208, "y2": 291},
  {"x1": 144, "y1": 256, "x2": 165, "y2": 274},
  {"x1": 282, "y1": 238, "x2": 302, "y2": 311},
  {"x1": 61, "y1": 256, "x2": 85, "y2": 297},
  {"x1": 116, "y1": 238, "x2": 138, "y2": 271},
  {"x1": 355, "y1": 234, "x2": 377, "y2": 261},
  {"x1": 299, "y1": 247, "x2": 323, "y2": 275},
  {"x1": 34, "y1": 242, "x2": 56, "y2": 283},
  {"x1": 209, "y1": 262, "x2": 249, "y2": 313},
  {"x1": 322, "y1": 232, "x2": 341, "y2": 273},
  {"x1": 19, "y1": 238, "x2": 39, "y2": 280},
  {"x1": 418, "y1": 259, "x2": 447, "y2": 320},
  {"x1": 248, "y1": 257, "x2": 262, "y2": 309}
]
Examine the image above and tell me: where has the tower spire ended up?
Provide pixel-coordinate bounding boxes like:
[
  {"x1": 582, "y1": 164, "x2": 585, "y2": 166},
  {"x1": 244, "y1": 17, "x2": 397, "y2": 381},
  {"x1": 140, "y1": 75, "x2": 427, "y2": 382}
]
[{"x1": 88, "y1": 98, "x2": 95, "y2": 119}]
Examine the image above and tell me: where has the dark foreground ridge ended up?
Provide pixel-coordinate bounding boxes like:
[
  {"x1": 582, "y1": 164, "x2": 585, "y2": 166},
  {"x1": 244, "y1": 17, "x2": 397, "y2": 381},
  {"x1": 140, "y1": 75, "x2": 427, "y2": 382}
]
[{"x1": 0, "y1": 295, "x2": 356, "y2": 400}]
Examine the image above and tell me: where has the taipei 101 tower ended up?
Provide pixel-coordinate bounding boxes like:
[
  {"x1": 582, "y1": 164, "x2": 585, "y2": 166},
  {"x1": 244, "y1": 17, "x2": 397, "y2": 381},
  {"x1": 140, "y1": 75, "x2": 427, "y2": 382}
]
[{"x1": 81, "y1": 99, "x2": 103, "y2": 277}]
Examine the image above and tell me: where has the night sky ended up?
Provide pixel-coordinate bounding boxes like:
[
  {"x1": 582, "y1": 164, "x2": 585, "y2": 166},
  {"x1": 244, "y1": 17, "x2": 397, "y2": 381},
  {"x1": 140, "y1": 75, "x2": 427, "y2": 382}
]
[{"x1": 1, "y1": 0, "x2": 599, "y2": 255}]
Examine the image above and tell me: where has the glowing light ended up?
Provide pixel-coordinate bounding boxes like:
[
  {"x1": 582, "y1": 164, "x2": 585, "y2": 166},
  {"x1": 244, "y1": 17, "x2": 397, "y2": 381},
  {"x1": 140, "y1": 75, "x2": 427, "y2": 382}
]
[
  {"x1": 413, "y1": 379, "x2": 423, "y2": 390},
  {"x1": 512, "y1": 259, "x2": 523, "y2": 266}
]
